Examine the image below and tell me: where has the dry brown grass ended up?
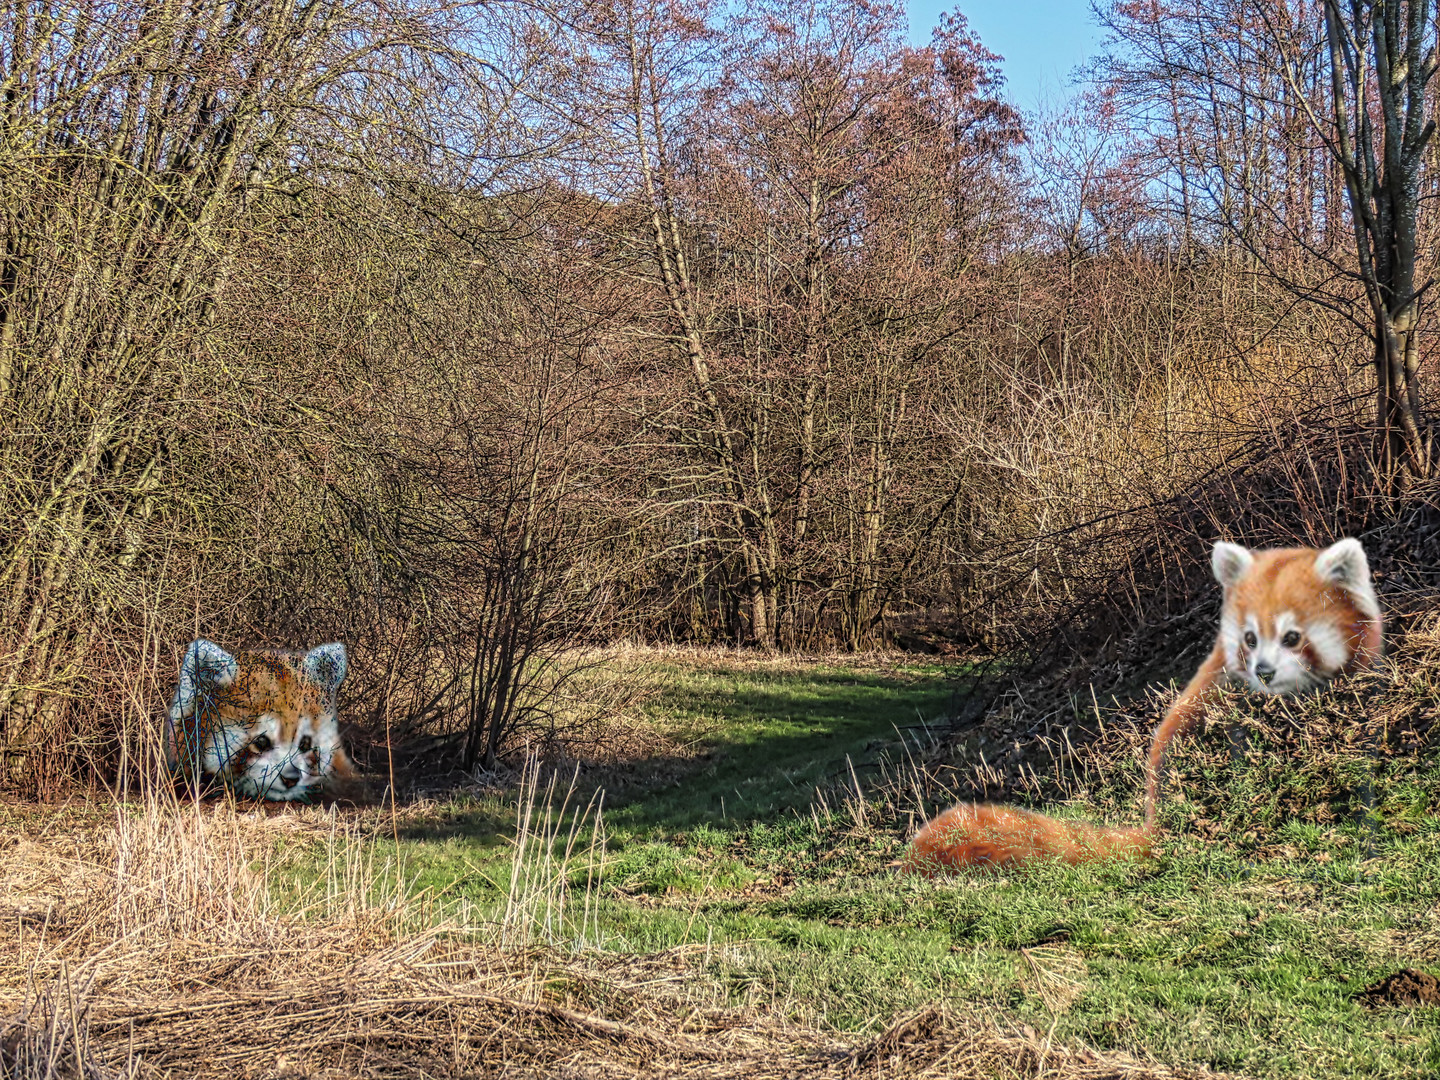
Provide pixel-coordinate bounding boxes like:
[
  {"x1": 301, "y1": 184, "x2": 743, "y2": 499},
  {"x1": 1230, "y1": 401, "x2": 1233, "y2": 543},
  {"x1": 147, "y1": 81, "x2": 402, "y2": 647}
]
[{"x1": 0, "y1": 792, "x2": 1238, "y2": 1080}]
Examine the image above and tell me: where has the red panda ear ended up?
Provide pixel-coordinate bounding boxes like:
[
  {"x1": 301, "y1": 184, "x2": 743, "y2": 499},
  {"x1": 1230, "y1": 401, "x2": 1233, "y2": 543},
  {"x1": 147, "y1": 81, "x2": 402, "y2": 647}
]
[
  {"x1": 166, "y1": 640, "x2": 238, "y2": 769},
  {"x1": 181, "y1": 639, "x2": 238, "y2": 690},
  {"x1": 1211, "y1": 542, "x2": 1253, "y2": 588},
  {"x1": 1315, "y1": 537, "x2": 1367, "y2": 587},
  {"x1": 300, "y1": 642, "x2": 348, "y2": 696},
  {"x1": 1315, "y1": 538, "x2": 1380, "y2": 617}
]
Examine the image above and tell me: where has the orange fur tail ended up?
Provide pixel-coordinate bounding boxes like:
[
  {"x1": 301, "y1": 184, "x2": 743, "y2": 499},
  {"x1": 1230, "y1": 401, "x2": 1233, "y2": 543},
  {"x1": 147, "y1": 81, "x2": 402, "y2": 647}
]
[
  {"x1": 904, "y1": 643, "x2": 1226, "y2": 874},
  {"x1": 901, "y1": 803, "x2": 1152, "y2": 874},
  {"x1": 1143, "y1": 644, "x2": 1226, "y2": 829}
]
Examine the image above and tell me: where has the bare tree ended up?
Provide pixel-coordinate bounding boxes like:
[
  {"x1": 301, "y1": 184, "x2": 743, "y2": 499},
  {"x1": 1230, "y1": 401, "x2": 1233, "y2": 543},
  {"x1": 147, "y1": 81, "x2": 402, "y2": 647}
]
[
  {"x1": 1097, "y1": 0, "x2": 1440, "y2": 481},
  {"x1": 0, "y1": 0, "x2": 373, "y2": 785},
  {"x1": 575, "y1": 0, "x2": 1020, "y2": 648},
  {"x1": 1319, "y1": 0, "x2": 1437, "y2": 478}
]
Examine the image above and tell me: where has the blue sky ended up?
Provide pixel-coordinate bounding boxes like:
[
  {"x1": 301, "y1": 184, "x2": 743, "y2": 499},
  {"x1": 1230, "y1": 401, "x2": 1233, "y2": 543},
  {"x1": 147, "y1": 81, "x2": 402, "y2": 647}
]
[{"x1": 906, "y1": 0, "x2": 1102, "y2": 116}]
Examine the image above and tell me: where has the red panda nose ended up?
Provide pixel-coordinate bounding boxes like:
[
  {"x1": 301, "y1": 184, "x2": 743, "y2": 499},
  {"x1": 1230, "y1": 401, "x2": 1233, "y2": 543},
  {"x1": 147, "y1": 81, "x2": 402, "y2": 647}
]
[
  {"x1": 1254, "y1": 662, "x2": 1276, "y2": 685},
  {"x1": 279, "y1": 763, "x2": 302, "y2": 788}
]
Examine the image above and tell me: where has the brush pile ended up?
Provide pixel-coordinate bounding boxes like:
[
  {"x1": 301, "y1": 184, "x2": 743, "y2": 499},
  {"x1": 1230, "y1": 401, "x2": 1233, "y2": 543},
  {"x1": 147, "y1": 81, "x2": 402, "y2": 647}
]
[{"x1": 0, "y1": 801, "x2": 1232, "y2": 1080}]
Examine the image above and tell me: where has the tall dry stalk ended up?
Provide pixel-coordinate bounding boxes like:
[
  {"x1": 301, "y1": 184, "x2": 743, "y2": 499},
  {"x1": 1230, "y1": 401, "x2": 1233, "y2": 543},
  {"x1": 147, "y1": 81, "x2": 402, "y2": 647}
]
[{"x1": 501, "y1": 751, "x2": 607, "y2": 949}]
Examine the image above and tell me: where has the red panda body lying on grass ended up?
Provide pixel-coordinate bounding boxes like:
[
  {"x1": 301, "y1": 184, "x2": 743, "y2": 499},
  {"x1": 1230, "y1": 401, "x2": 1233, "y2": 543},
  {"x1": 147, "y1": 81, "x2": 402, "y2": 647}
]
[{"x1": 904, "y1": 538, "x2": 1385, "y2": 874}]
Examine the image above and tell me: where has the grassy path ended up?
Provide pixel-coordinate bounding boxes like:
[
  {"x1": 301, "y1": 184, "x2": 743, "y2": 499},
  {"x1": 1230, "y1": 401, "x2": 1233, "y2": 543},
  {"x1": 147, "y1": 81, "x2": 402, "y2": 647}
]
[{"x1": 602, "y1": 657, "x2": 955, "y2": 833}]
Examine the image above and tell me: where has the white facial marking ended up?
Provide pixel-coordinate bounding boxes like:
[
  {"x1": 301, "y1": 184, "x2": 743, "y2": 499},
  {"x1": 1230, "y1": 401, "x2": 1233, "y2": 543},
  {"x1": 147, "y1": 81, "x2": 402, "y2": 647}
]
[
  {"x1": 1305, "y1": 619, "x2": 1350, "y2": 673},
  {"x1": 1220, "y1": 610, "x2": 1245, "y2": 673},
  {"x1": 1231, "y1": 609, "x2": 1325, "y2": 696},
  {"x1": 230, "y1": 709, "x2": 337, "y2": 802},
  {"x1": 200, "y1": 722, "x2": 249, "y2": 779}
]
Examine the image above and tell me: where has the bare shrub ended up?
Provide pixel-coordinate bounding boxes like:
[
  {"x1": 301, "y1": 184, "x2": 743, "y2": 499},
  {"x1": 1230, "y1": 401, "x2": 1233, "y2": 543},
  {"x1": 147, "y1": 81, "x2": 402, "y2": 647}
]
[
  {"x1": 2, "y1": 0, "x2": 1432, "y2": 795},
  {"x1": 0, "y1": 0, "x2": 612, "y2": 792}
]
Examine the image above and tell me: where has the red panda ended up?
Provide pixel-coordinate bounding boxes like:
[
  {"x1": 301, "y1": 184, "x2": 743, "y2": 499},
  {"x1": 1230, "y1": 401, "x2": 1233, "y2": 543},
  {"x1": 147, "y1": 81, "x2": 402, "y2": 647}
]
[
  {"x1": 166, "y1": 640, "x2": 359, "y2": 801},
  {"x1": 904, "y1": 538, "x2": 1384, "y2": 874}
]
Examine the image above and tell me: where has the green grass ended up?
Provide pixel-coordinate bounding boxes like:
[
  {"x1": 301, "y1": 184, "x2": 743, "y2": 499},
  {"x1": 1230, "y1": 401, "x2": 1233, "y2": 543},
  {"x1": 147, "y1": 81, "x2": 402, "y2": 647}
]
[
  {"x1": 604, "y1": 657, "x2": 955, "y2": 832},
  {"x1": 283, "y1": 652, "x2": 1440, "y2": 1079}
]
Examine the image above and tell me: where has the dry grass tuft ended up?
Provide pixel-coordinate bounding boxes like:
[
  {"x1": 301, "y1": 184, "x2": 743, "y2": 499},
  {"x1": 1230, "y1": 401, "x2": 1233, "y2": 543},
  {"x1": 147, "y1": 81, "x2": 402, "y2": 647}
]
[
  {"x1": 1018, "y1": 944, "x2": 1090, "y2": 1014},
  {"x1": 0, "y1": 960, "x2": 1237, "y2": 1079}
]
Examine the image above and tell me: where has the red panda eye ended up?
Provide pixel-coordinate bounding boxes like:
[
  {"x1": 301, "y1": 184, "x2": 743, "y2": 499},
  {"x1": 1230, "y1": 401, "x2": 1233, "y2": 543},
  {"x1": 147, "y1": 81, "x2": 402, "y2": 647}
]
[
  {"x1": 298, "y1": 736, "x2": 313, "y2": 752},
  {"x1": 1244, "y1": 632, "x2": 1258, "y2": 648},
  {"x1": 1282, "y1": 630, "x2": 1302, "y2": 648},
  {"x1": 252, "y1": 734, "x2": 272, "y2": 752}
]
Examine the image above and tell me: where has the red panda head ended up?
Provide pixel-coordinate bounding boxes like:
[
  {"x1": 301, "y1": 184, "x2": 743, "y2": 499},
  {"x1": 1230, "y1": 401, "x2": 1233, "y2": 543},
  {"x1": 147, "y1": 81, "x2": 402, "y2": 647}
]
[
  {"x1": 167, "y1": 640, "x2": 355, "y2": 801},
  {"x1": 1212, "y1": 538, "x2": 1381, "y2": 696}
]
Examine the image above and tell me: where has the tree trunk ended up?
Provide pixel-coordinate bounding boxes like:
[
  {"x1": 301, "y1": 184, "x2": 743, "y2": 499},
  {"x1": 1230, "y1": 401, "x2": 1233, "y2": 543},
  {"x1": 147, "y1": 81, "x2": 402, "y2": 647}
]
[{"x1": 1377, "y1": 304, "x2": 1430, "y2": 479}]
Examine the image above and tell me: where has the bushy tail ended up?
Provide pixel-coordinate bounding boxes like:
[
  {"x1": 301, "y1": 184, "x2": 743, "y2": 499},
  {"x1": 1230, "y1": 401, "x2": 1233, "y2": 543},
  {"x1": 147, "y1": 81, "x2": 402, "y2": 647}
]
[
  {"x1": 1143, "y1": 644, "x2": 1225, "y2": 830},
  {"x1": 905, "y1": 645, "x2": 1227, "y2": 873},
  {"x1": 902, "y1": 803, "x2": 1152, "y2": 874}
]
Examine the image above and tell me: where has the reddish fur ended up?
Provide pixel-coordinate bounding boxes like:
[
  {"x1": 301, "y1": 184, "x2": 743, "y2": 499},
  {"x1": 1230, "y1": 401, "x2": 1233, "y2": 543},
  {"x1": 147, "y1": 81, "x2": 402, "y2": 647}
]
[
  {"x1": 169, "y1": 648, "x2": 357, "y2": 793},
  {"x1": 904, "y1": 804, "x2": 1150, "y2": 874},
  {"x1": 1222, "y1": 548, "x2": 1382, "y2": 671},
  {"x1": 177, "y1": 652, "x2": 355, "y2": 779},
  {"x1": 904, "y1": 544, "x2": 1383, "y2": 876}
]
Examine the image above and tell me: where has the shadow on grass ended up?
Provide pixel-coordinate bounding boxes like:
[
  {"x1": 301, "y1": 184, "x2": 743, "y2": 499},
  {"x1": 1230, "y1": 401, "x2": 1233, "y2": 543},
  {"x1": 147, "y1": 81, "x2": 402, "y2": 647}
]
[
  {"x1": 390, "y1": 661, "x2": 960, "y2": 849},
  {"x1": 602, "y1": 664, "x2": 958, "y2": 836}
]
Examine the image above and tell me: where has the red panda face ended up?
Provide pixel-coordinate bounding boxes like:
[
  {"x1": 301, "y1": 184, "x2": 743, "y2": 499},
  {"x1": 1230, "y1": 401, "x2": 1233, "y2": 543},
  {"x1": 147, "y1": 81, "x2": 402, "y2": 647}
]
[
  {"x1": 222, "y1": 653, "x2": 348, "y2": 800},
  {"x1": 167, "y1": 641, "x2": 355, "y2": 801},
  {"x1": 1212, "y1": 539, "x2": 1380, "y2": 697}
]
